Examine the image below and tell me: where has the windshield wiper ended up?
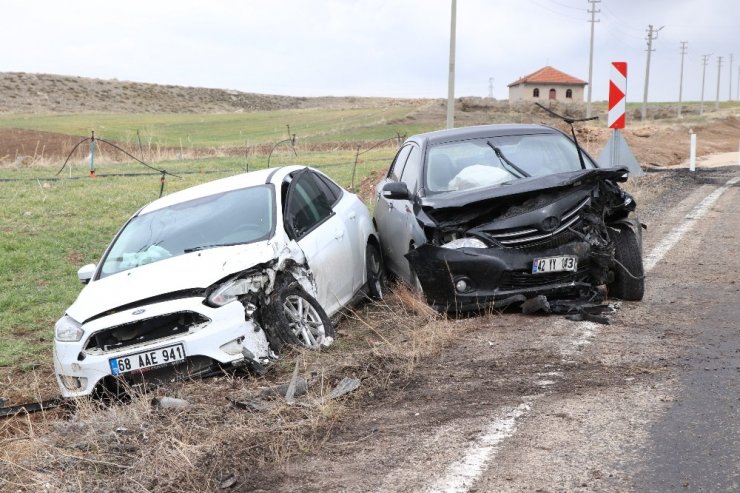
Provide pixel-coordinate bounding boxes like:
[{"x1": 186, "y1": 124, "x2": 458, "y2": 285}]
[
  {"x1": 184, "y1": 242, "x2": 244, "y2": 253},
  {"x1": 487, "y1": 142, "x2": 531, "y2": 178},
  {"x1": 534, "y1": 102, "x2": 599, "y2": 170}
]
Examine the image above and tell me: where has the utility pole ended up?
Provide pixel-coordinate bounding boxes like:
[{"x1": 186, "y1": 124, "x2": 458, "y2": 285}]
[
  {"x1": 488, "y1": 77, "x2": 494, "y2": 98},
  {"x1": 446, "y1": 0, "x2": 457, "y2": 129},
  {"x1": 729, "y1": 54, "x2": 734, "y2": 100},
  {"x1": 677, "y1": 41, "x2": 688, "y2": 117},
  {"x1": 737, "y1": 66, "x2": 740, "y2": 100},
  {"x1": 641, "y1": 24, "x2": 663, "y2": 121},
  {"x1": 700, "y1": 54, "x2": 711, "y2": 115},
  {"x1": 715, "y1": 55, "x2": 723, "y2": 110},
  {"x1": 586, "y1": 0, "x2": 600, "y2": 118}
]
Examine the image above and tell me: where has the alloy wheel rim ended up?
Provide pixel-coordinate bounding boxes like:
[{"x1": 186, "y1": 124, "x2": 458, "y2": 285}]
[{"x1": 283, "y1": 294, "x2": 326, "y2": 348}]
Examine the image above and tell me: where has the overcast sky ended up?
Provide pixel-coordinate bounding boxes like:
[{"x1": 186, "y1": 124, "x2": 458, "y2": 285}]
[{"x1": 1, "y1": 0, "x2": 738, "y2": 103}]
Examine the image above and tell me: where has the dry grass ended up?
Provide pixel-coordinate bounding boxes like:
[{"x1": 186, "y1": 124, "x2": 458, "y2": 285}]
[{"x1": 0, "y1": 286, "x2": 469, "y2": 492}]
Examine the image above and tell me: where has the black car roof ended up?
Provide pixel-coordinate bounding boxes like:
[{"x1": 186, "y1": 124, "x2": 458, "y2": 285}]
[{"x1": 408, "y1": 124, "x2": 560, "y2": 146}]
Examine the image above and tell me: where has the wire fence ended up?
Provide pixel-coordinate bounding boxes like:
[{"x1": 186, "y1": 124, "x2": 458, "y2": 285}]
[{"x1": 2, "y1": 128, "x2": 406, "y2": 196}]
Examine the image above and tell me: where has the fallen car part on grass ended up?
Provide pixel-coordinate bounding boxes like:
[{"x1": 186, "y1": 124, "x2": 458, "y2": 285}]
[
  {"x1": 230, "y1": 375, "x2": 361, "y2": 412},
  {"x1": 0, "y1": 397, "x2": 65, "y2": 419}
]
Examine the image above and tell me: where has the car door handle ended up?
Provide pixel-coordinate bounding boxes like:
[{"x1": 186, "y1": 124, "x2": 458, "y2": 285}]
[{"x1": 334, "y1": 230, "x2": 345, "y2": 240}]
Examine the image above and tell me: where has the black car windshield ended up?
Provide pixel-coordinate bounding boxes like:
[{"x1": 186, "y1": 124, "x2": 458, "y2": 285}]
[
  {"x1": 100, "y1": 185, "x2": 275, "y2": 278},
  {"x1": 425, "y1": 133, "x2": 596, "y2": 193}
]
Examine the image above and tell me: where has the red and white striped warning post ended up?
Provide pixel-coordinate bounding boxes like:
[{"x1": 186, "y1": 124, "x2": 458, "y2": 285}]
[
  {"x1": 608, "y1": 62, "x2": 627, "y2": 129},
  {"x1": 598, "y1": 61, "x2": 642, "y2": 175}
]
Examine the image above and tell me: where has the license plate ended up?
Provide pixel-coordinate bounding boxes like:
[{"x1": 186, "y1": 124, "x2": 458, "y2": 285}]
[
  {"x1": 532, "y1": 255, "x2": 578, "y2": 274},
  {"x1": 109, "y1": 343, "x2": 186, "y2": 376}
]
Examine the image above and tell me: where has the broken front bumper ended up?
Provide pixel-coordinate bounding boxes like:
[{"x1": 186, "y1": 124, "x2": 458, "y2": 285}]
[
  {"x1": 53, "y1": 298, "x2": 270, "y2": 398},
  {"x1": 407, "y1": 240, "x2": 598, "y2": 312}
]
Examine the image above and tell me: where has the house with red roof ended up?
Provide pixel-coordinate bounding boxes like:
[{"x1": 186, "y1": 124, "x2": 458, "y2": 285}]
[{"x1": 508, "y1": 66, "x2": 587, "y2": 103}]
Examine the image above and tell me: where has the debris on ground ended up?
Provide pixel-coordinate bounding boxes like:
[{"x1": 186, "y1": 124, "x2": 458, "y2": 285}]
[
  {"x1": 521, "y1": 295, "x2": 551, "y2": 314},
  {"x1": 231, "y1": 373, "x2": 361, "y2": 412},
  {"x1": 328, "y1": 377, "x2": 361, "y2": 401},
  {"x1": 516, "y1": 294, "x2": 618, "y2": 324},
  {"x1": 151, "y1": 396, "x2": 191, "y2": 410},
  {"x1": 219, "y1": 474, "x2": 238, "y2": 489}
]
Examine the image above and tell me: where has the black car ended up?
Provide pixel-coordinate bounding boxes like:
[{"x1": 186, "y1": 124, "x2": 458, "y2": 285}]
[{"x1": 374, "y1": 124, "x2": 644, "y2": 312}]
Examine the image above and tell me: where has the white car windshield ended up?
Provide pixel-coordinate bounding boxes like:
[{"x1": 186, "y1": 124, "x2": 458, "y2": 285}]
[
  {"x1": 100, "y1": 185, "x2": 275, "y2": 278},
  {"x1": 425, "y1": 133, "x2": 596, "y2": 193}
]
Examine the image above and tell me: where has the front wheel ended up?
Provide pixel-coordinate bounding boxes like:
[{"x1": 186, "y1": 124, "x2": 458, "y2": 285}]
[
  {"x1": 267, "y1": 285, "x2": 335, "y2": 350},
  {"x1": 608, "y1": 226, "x2": 645, "y2": 301},
  {"x1": 366, "y1": 243, "x2": 384, "y2": 300}
]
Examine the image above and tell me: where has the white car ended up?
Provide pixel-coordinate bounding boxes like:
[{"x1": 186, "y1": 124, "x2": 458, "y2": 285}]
[{"x1": 54, "y1": 166, "x2": 383, "y2": 398}]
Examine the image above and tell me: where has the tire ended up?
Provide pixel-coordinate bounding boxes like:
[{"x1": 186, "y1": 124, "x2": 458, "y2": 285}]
[
  {"x1": 365, "y1": 243, "x2": 384, "y2": 300},
  {"x1": 268, "y1": 285, "x2": 335, "y2": 350},
  {"x1": 608, "y1": 226, "x2": 645, "y2": 301}
]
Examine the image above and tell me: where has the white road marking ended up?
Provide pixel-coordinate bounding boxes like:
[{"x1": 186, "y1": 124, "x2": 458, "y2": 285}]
[
  {"x1": 425, "y1": 402, "x2": 532, "y2": 493},
  {"x1": 424, "y1": 175, "x2": 739, "y2": 493},
  {"x1": 643, "y1": 176, "x2": 740, "y2": 272}
]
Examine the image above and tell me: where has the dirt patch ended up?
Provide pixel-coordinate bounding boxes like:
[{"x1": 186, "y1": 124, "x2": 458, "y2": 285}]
[{"x1": 0, "y1": 128, "x2": 88, "y2": 166}]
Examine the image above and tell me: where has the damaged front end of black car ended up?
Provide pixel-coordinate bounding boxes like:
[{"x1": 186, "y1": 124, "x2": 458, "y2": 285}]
[{"x1": 406, "y1": 167, "x2": 645, "y2": 312}]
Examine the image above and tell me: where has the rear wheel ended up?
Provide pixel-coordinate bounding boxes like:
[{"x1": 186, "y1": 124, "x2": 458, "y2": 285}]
[
  {"x1": 608, "y1": 226, "x2": 645, "y2": 301},
  {"x1": 365, "y1": 243, "x2": 384, "y2": 300}
]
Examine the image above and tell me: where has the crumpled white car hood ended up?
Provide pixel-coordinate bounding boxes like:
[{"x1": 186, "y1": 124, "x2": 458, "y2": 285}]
[{"x1": 67, "y1": 241, "x2": 278, "y2": 323}]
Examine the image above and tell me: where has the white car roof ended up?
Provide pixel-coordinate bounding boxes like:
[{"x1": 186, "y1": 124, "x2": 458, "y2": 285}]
[{"x1": 140, "y1": 165, "x2": 306, "y2": 214}]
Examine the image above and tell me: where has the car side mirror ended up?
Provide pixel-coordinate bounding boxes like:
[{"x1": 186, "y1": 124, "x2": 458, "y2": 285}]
[
  {"x1": 77, "y1": 264, "x2": 96, "y2": 284},
  {"x1": 382, "y1": 182, "x2": 411, "y2": 201}
]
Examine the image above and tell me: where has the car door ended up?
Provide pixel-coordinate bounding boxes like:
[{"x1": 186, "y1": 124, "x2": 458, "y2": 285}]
[
  {"x1": 314, "y1": 171, "x2": 365, "y2": 295},
  {"x1": 284, "y1": 169, "x2": 354, "y2": 317},
  {"x1": 375, "y1": 143, "x2": 424, "y2": 283}
]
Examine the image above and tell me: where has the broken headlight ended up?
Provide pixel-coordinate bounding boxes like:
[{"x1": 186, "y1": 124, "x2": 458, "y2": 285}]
[
  {"x1": 207, "y1": 274, "x2": 269, "y2": 307},
  {"x1": 55, "y1": 315, "x2": 83, "y2": 342},
  {"x1": 441, "y1": 237, "x2": 487, "y2": 249}
]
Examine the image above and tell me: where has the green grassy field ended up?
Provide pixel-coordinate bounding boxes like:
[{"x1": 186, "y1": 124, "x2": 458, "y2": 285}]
[
  {"x1": 0, "y1": 147, "x2": 395, "y2": 369},
  {"x1": 0, "y1": 105, "x2": 427, "y2": 147}
]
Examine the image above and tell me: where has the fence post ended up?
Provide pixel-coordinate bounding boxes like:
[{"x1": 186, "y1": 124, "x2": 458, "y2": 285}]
[
  {"x1": 89, "y1": 130, "x2": 96, "y2": 177},
  {"x1": 351, "y1": 145, "x2": 361, "y2": 192}
]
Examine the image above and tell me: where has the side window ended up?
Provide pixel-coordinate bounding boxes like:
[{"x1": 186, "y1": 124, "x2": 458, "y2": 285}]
[
  {"x1": 388, "y1": 145, "x2": 412, "y2": 181},
  {"x1": 315, "y1": 172, "x2": 343, "y2": 205},
  {"x1": 285, "y1": 172, "x2": 334, "y2": 239},
  {"x1": 399, "y1": 145, "x2": 422, "y2": 194}
]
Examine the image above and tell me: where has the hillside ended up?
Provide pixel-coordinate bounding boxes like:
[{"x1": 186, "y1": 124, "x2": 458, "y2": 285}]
[{"x1": 0, "y1": 72, "x2": 410, "y2": 114}]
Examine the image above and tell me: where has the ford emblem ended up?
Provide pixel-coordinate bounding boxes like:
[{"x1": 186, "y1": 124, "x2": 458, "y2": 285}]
[{"x1": 131, "y1": 309, "x2": 146, "y2": 316}]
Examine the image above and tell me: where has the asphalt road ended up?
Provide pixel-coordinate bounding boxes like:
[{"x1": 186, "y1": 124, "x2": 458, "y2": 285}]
[
  {"x1": 633, "y1": 175, "x2": 740, "y2": 492},
  {"x1": 244, "y1": 168, "x2": 740, "y2": 492}
]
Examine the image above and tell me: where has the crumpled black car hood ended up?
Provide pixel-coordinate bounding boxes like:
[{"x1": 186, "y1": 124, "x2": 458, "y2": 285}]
[{"x1": 419, "y1": 167, "x2": 628, "y2": 225}]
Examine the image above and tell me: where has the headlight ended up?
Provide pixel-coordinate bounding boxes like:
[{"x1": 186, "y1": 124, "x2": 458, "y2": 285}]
[
  {"x1": 55, "y1": 316, "x2": 83, "y2": 342},
  {"x1": 207, "y1": 274, "x2": 268, "y2": 307},
  {"x1": 441, "y1": 237, "x2": 487, "y2": 249}
]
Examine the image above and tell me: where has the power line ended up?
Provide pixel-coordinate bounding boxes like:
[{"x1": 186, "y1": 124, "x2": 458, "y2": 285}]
[
  {"x1": 641, "y1": 24, "x2": 664, "y2": 121},
  {"x1": 715, "y1": 55, "x2": 723, "y2": 110},
  {"x1": 530, "y1": 0, "x2": 584, "y2": 22},
  {"x1": 678, "y1": 41, "x2": 688, "y2": 118},
  {"x1": 586, "y1": 0, "x2": 600, "y2": 118},
  {"x1": 700, "y1": 54, "x2": 712, "y2": 115},
  {"x1": 729, "y1": 54, "x2": 734, "y2": 100},
  {"x1": 547, "y1": 0, "x2": 585, "y2": 11}
]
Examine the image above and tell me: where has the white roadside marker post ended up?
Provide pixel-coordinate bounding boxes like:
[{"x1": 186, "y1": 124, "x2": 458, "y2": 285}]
[{"x1": 689, "y1": 130, "x2": 697, "y2": 172}]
